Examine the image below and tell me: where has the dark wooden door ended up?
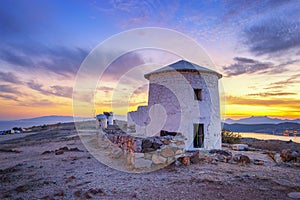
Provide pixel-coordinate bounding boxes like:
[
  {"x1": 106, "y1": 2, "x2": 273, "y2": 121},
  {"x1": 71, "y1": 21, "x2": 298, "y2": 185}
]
[{"x1": 194, "y1": 124, "x2": 204, "y2": 148}]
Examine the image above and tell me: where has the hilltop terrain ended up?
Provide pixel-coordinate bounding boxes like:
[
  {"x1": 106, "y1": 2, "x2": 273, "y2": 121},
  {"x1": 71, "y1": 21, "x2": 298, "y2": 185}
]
[{"x1": 0, "y1": 123, "x2": 299, "y2": 199}]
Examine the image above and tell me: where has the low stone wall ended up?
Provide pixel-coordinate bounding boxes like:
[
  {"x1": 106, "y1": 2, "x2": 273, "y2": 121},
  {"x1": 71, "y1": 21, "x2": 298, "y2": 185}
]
[
  {"x1": 102, "y1": 128, "x2": 186, "y2": 170},
  {"x1": 128, "y1": 134, "x2": 186, "y2": 169}
]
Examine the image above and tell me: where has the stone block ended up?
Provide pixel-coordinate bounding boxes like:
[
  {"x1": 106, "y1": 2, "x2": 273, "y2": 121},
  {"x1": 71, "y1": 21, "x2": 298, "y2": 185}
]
[
  {"x1": 175, "y1": 141, "x2": 184, "y2": 146},
  {"x1": 144, "y1": 152, "x2": 153, "y2": 160},
  {"x1": 134, "y1": 158, "x2": 152, "y2": 169},
  {"x1": 152, "y1": 154, "x2": 167, "y2": 164},
  {"x1": 133, "y1": 153, "x2": 145, "y2": 159},
  {"x1": 175, "y1": 149, "x2": 183, "y2": 155},
  {"x1": 161, "y1": 147, "x2": 175, "y2": 157},
  {"x1": 231, "y1": 144, "x2": 249, "y2": 151}
]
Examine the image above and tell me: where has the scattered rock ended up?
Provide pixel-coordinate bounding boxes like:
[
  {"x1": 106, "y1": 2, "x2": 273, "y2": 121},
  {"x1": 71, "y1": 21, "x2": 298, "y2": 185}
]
[
  {"x1": 267, "y1": 151, "x2": 276, "y2": 162},
  {"x1": 258, "y1": 187, "x2": 269, "y2": 191},
  {"x1": 0, "y1": 148, "x2": 22, "y2": 153},
  {"x1": 132, "y1": 192, "x2": 138, "y2": 198},
  {"x1": 54, "y1": 190, "x2": 64, "y2": 196},
  {"x1": 83, "y1": 191, "x2": 92, "y2": 199},
  {"x1": 231, "y1": 144, "x2": 249, "y2": 151},
  {"x1": 15, "y1": 184, "x2": 31, "y2": 193},
  {"x1": 291, "y1": 151, "x2": 299, "y2": 159},
  {"x1": 205, "y1": 156, "x2": 214, "y2": 163},
  {"x1": 81, "y1": 188, "x2": 105, "y2": 199},
  {"x1": 97, "y1": 188, "x2": 105, "y2": 194},
  {"x1": 215, "y1": 154, "x2": 227, "y2": 162},
  {"x1": 281, "y1": 149, "x2": 298, "y2": 162},
  {"x1": 42, "y1": 150, "x2": 52, "y2": 155},
  {"x1": 65, "y1": 175, "x2": 76, "y2": 183},
  {"x1": 55, "y1": 149, "x2": 64, "y2": 155},
  {"x1": 190, "y1": 152, "x2": 200, "y2": 164},
  {"x1": 253, "y1": 159, "x2": 264, "y2": 165},
  {"x1": 175, "y1": 160, "x2": 182, "y2": 166},
  {"x1": 180, "y1": 156, "x2": 191, "y2": 165},
  {"x1": 1, "y1": 192, "x2": 11, "y2": 198},
  {"x1": 88, "y1": 188, "x2": 103, "y2": 195},
  {"x1": 209, "y1": 149, "x2": 231, "y2": 156},
  {"x1": 43, "y1": 147, "x2": 83, "y2": 155},
  {"x1": 209, "y1": 150, "x2": 232, "y2": 163},
  {"x1": 69, "y1": 147, "x2": 83, "y2": 152},
  {"x1": 74, "y1": 190, "x2": 82, "y2": 197},
  {"x1": 222, "y1": 143, "x2": 231, "y2": 148},
  {"x1": 59, "y1": 146, "x2": 69, "y2": 151},
  {"x1": 292, "y1": 163, "x2": 300, "y2": 168},
  {"x1": 288, "y1": 192, "x2": 300, "y2": 199},
  {"x1": 233, "y1": 154, "x2": 250, "y2": 165},
  {"x1": 274, "y1": 153, "x2": 283, "y2": 164},
  {"x1": 0, "y1": 163, "x2": 23, "y2": 174}
]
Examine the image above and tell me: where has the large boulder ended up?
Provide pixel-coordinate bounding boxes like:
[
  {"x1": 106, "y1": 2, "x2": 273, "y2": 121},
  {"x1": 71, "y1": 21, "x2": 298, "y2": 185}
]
[
  {"x1": 231, "y1": 144, "x2": 249, "y2": 151},
  {"x1": 233, "y1": 154, "x2": 250, "y2": 165},
  {"x1": 190, "y1": 152, "x2": 200, "y2": 164},
  {"x1": 280, "y1": 149, "x2": 299, "y2": 162}
]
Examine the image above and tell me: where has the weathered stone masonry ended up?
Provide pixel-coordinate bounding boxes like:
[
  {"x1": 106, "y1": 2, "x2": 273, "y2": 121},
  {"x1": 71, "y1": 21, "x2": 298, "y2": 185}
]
[{"x1": 98, "y1": 126, "x2": 186, "y2": 170}]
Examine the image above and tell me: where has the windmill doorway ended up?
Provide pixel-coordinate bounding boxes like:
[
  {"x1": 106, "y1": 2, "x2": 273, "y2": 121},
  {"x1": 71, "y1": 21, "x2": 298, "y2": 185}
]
[{"x1": 194, "y1": 124, "x2": 204, "y2": 148}]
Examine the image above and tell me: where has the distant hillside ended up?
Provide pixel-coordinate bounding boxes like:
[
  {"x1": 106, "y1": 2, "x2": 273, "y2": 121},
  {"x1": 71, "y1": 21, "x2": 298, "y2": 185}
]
[
  {"x1": 223, "y1": 122, "x2": 300, "y2": 134},
  {"x1": 0, "y1": 116, "x2": 76, "y2": 131},
  {"x1": 0, "y1": 115, "x2": 127, "y2": 131},
  {"x1": 224, "y1": 116, "x2": 300, "y2": 124}
]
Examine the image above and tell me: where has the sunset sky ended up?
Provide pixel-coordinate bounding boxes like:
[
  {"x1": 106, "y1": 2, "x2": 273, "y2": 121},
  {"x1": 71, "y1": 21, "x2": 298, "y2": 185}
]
[{"x1": 0, "y1": 0, "x2": 299, "y2": 120}]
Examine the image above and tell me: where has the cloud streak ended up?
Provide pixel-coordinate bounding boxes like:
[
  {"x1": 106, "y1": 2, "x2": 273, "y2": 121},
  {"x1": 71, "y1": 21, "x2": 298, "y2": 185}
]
[
  {"x1": 0, "y1": 84, "x2": 21, "y2": 101},
  {"x1": 0, "y1": 42, "x2": 89, "y2": 77},
  {"x1": 226, "y1": 95, "x2": 300, "y2": 110},
  {"x1": 243, "y1": 17, "x2": 300, "y2": 55},
  {"x1": 27, "y1": 81, "x2": 73, "y2": 98},
  {"x1": 223, "y1": 57, "x2": 300, "y2": 77},
  {"x1": 222, "y1": 57, "x2": 273, "y2": 76},
  {"x1": 0, "y1": 84, "x2": 21, "y2": 94},
  {"x1": 18, "y1": 99, "x2": 58, "y2": 107},
  {"x1": 0, "y1": 94, "x2": 19, "y2": 101},
  {"x1": 247, "y1": 92, "x2": 297, "y2": 97},
  {"x1": 264, "y1": 73, "x2": 300, "y2": 90},
  {"x1": 0, "y1": 71, "x2": 23, "y2": 84},
  {"x1": 101, "y1": 52, "x2": 145, "y2": 81}
]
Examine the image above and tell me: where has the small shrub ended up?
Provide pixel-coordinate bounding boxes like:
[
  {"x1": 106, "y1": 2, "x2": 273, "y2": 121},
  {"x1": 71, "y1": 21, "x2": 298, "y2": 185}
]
[{"x1": 222, "y1": 130, "x2": 241, "y2": 144}]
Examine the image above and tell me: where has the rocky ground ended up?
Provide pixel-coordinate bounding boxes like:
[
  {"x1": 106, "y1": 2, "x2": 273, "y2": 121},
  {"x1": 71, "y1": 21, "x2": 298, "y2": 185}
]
[{"x1": 0, "y1": 124, "x2": 300, "y2": 200}]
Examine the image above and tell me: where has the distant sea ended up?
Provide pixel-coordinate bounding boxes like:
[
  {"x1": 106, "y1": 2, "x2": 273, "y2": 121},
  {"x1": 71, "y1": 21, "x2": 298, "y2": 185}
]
[
  {"x1": 0, "y1": 115, "x2": 127, "y2": 131},
  {"x1": 0, "y1": 119, "x2": 75, "y2": 131},
  {"x1": 240, "y1": 132, "x2": 300, "y2": 143}
]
